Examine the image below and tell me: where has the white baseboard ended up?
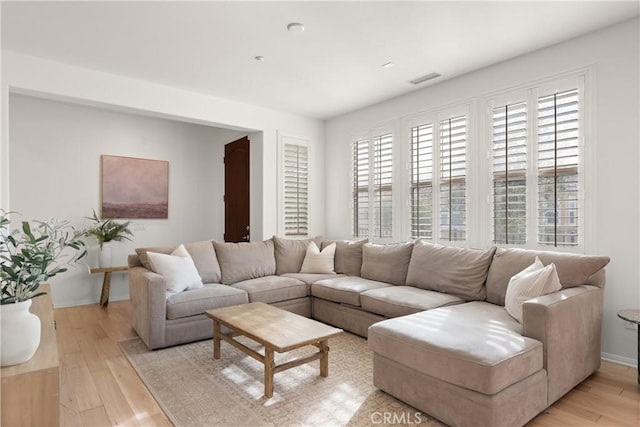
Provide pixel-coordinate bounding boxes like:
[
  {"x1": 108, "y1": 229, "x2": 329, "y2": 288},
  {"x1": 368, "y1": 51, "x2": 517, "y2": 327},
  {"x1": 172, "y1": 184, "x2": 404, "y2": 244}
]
[{"x1": 602, "y1": 352, "x2": 637, "y2": 367}]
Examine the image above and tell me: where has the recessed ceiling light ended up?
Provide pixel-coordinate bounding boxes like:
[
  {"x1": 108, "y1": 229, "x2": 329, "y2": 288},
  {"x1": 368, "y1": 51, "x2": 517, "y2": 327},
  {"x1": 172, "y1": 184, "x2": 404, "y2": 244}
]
[
  {"x1": 382, "y1": 62, "x2": 395, "y2": 69},
  {"x1": 409, "y1": 72, "x2": 441, "y2": 85},
  {"x1": 254, "y1": 56, "x2": 265, "y2": 62},
  {"x1": 287, "y1": 22, "x2": 305, "y2": 33}
]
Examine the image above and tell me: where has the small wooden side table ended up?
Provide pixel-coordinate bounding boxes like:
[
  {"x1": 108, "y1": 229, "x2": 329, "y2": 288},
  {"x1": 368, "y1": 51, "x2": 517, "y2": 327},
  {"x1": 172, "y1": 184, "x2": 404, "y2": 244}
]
[
  {"x1": 617, "y1": 309, "x2": 640, "y2": 383},
  {"x1": 90, "y1": 266, "x2": 128, "y2": 307}
]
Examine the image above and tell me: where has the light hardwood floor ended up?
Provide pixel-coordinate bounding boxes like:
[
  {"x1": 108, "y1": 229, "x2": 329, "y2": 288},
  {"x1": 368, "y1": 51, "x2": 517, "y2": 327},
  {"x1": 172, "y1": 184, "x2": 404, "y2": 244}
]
[{"x1": 55, "y1": 301, "x2": 639, "y2": 427}]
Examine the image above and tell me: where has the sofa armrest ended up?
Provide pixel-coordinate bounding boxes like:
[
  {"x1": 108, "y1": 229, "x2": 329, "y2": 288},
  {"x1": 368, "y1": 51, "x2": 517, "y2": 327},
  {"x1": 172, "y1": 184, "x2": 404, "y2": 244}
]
[
  {"x1": 129, "y1": 266, "x2": 168, "y2": 349},
  {"x1": 522, "y1": 285, "x2": 603, "y2": 405}
]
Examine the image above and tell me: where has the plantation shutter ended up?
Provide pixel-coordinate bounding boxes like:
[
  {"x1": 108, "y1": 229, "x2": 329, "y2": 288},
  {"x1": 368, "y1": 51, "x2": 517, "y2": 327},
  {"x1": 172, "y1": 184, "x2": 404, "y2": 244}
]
[
  {"x1": 492, "y1": 102, "x2": 527, "y2": 244},
  {"x1": 283, "y1": 143, "x2": 309, "y2": 237},
  {"x1": 537, "y1": 88, "x2": 580, "y2": 246},
  {"x1": 352, "y1": 138, "x2": 369, "y2": 238},
  {"x1": 373, "y1": 133, "x2": 393, "y2": 238},
  {"x1": 439, "y1": 115, "x2": 466, "y2": 241},
  {"x1": 410, "y1": 123, "x2": 434, "y2": 239}
]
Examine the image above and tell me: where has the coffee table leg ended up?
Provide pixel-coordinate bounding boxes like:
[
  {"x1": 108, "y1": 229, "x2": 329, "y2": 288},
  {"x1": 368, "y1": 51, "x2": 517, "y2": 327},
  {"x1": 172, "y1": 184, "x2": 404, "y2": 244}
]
[
  {"x1": 320, "y1": 340, "x2": 329, "y2": 377},
  {"x1": 265, "y1": 348, "x2": 274, "y2": 398},
  {"x1": 213, "y1": 321, "x2": 221, "y2": 359}
]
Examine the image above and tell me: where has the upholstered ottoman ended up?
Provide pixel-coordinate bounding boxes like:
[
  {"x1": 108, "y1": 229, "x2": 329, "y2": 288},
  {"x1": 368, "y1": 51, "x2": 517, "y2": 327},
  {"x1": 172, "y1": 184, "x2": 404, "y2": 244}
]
[{"x1": 368, "y1": 302, "x2": 548, "y2": 427}]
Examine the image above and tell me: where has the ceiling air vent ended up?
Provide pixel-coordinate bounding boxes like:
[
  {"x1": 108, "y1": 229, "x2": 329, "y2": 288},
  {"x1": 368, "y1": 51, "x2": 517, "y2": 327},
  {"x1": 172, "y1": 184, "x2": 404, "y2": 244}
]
[{"x1": 410, "y1": 72, "x2": 441, "y2": 85}]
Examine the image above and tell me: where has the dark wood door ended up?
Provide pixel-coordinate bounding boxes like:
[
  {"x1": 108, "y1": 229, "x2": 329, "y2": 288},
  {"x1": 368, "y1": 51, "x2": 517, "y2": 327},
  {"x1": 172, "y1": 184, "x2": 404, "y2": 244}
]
[{"x1": 224, "y1": 136, "x2": 250, "y2": 242}]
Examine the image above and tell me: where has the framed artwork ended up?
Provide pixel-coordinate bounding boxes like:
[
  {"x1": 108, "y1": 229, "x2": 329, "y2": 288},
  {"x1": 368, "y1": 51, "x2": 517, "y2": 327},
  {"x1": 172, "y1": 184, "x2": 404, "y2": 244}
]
[{"x1": 101, "y1": 155, "x2": 169, "y2": 219}]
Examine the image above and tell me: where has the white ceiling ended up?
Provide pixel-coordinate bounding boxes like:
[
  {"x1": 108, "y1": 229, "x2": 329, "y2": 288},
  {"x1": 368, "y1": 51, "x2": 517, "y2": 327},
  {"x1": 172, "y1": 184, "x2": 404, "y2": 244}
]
[{"x1": 2, "y1": 1, "x2": 638, "y2": 120}]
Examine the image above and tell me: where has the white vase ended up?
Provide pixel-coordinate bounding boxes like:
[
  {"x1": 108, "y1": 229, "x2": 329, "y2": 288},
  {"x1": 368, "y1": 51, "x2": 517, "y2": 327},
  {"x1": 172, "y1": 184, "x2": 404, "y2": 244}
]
[
  {"x1": 1, "y1": 299, "x2": 41, "y2": 366},
  {"x1": 98, "y1": 242, "x2": 113, "y2": 268}
]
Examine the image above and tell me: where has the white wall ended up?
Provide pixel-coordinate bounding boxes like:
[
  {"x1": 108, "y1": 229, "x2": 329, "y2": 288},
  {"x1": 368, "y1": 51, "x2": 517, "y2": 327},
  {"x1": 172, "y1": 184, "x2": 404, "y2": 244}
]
[
  {"x1": 1, "y1": 51, "x2": 326, "y2": 306},
  {"x1": 8, "y1": 93, "x2": 242, "y2": 306},
  {"x1": 325, "y1": 19, "x2": 639, "y2": 364}
]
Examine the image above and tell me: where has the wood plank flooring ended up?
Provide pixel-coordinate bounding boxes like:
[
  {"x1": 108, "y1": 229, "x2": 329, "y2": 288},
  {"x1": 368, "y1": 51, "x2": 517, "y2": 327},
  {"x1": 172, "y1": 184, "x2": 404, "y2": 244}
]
[{"x1": 55, "y1": 301, "x2": 639, "y2": 427}]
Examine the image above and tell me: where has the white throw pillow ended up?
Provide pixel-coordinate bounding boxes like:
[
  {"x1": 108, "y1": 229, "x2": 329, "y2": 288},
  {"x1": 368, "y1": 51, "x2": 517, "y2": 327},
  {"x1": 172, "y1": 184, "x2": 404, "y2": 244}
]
[
  {"x1": 147, "y1": 244, "x2": 204, "y2": 297},
  {"x1": 299, "y1": 242, "x2": 336, "y2": 274},
  {"x1": 505, "y1": 256, "x2": 562, "y2": 323}
]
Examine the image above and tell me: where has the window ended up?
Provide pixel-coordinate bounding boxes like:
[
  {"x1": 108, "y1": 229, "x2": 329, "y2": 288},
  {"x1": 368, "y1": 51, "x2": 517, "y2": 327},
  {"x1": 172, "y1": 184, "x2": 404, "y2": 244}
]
[
  {"x1": 489, "y1": 78, "x2": 583, "y2": 248},
  {"x1": 410, "y1": 124, "x2": 433, "y2": 239},
  {"x1": 282, "y1": 142, "x2": 309, "y2": 237},
  {"x1": 352, "y1": 131, "x2": 393, "y2": 239},
  {"x1": 537, "y1": 89, "x2": 580, "y2": 246},
  {"x1": 373, "y1": 133, "x2": 393, "y2": 238},
  {"x1": 492, "y1": 102, "x2": 527, "y2": 244},
  {"x1": 352, "y1": 138, "x2": 369, "y2": 238},
  {"x1": 439, "y1": 115, "x2": 467, "y2": 241}
]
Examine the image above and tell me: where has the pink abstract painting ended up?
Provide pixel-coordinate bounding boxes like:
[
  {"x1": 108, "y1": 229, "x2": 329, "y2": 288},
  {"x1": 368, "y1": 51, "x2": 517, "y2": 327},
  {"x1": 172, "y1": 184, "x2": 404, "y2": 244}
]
[{"x1": 101, "y1": 155, "x2": 169, "y2": 219}]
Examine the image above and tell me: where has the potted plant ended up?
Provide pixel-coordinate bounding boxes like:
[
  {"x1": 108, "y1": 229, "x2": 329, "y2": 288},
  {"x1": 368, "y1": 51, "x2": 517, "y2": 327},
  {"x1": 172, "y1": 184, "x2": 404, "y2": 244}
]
[
  {"x1": 0, "y1": 210, "x2": 86, "y2": 366},
  {"x1": 84, "y1": 210, "x2": 133, "y2": 268}
]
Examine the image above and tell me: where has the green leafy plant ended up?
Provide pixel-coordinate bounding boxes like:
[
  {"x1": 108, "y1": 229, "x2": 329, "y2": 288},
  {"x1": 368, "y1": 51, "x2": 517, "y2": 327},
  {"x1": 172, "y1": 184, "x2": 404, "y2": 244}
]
[
  {"x1": 84, "y1": 210, "x2": 133, "y2": 249},
  {"x1": 0, "y1": 211, "x2": 87, "y2": 304}
]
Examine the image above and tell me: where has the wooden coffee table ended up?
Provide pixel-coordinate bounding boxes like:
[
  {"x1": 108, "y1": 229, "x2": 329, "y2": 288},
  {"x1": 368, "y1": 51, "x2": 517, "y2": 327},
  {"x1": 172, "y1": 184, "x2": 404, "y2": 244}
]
[{"x1": 205, "y1": 302, "x2": 342, "y2": 397}]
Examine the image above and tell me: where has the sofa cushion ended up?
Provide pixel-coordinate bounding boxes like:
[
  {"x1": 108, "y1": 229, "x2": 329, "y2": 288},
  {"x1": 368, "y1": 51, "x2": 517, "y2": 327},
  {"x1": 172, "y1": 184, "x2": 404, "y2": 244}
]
[
  {"x1": 183, "y1": 240, "x2": 222, "y2": 283},
  {"x1": 231, "y1": 276, "x2": 306, "y2": 304},
  {"x1": 321, "y1": 239, "x2": 368, "y2": 276},
  {"x1": 312, "y1": 276, "x2": 392, "y2": 307},
  {"x1": 135, "y1": 246, "x2": 174, "y2": 270},
  {"x1": 505, "y1": 257, "x2": 561, "y2": 323},
  {"x1": 147, "y1": 244, "x2": 203, "y2": 296},
  {"x1": 166, "y1": 284, "x2": 248, "y2": 320},
  {"x1": 361, "y1": 242, "x2": 413, "y2": 286},
  {"x1": 361, "y1": 286, "x2": 463, "y2": 318},
  {"x1": 406, "y1": 241, "x2": 496, "y2": 301},
  {"x1": 213, "y1": 239, "x2": 276, "y2": 285},
  {"x1": 281, "y1": 273, "x2": 346, "y2": 294},
  {"x1": 486, "y1": 247, "x2": 611, "y2": 305},
  {"x1": 273, "y1": 236, "x2": 319, "y2": 275},
  {"x1": 368, "y1": 301, "x2": 543, "y2": 395},
  {"x1": 300, "y1": 242, "x2": 336, "y2": 274}
]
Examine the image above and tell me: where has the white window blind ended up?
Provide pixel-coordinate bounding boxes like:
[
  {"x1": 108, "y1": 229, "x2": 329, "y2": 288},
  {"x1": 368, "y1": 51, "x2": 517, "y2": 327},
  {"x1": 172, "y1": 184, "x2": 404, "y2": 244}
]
[
  {"x1": 410, "y1": 123, "x2": 434, "y2": 239},
  {"x1": 373, "y1": 133, "x2": 393, "y2": 238},
  {"x1": 537, "y1": 88, "x2": 580, "y2": 246},
  {"x1": 352, "y1": 138, "x2": 369, "y2": 238},
  {"x1": 439, "y1": 115, "x2": 466, "y2": 241},
  {"x1": 492, "y1": 102, "x2": 527, "y2": 244},
  {"x1": 283, "y1": 143, "x2": 309, "y2": 237}
]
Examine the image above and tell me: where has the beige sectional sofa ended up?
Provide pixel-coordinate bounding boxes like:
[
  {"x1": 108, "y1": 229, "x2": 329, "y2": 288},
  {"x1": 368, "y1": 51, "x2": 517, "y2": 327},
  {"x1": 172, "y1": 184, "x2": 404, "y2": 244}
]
[{"x1": 127, "y1": 236, "x2": 609, "y2": 427}]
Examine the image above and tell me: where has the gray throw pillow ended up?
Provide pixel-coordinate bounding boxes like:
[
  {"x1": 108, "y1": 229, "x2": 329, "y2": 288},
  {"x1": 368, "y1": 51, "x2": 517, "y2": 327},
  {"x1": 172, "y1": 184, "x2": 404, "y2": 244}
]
[
  {"x1": 273, "y1": 236, "x2": 320, "y2": 275},
  {"x1": 406, "y1": 240, "x2": 496, "y2": 301},
  {"x1": 361, "y1": 242, "x2": 413, "y2": 285},
  {"x1": 213, "y1": 239, "x2": 276, "y2": 285},
  {"x1": 321, "y1": 239, "x2": 368, "y2": 276},
  {"x1": 183, "y1": 240, "x2": 222, "y2": 283}
]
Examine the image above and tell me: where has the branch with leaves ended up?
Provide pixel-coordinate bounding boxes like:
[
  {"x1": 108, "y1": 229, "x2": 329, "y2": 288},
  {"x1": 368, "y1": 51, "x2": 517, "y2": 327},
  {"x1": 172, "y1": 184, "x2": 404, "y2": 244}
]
[
  {"x1": 1, "y1": 211, "x2": 87, "y2": 304},
  {"x1": 84, "y1": 210, "x2": 133, "y2": 249}
]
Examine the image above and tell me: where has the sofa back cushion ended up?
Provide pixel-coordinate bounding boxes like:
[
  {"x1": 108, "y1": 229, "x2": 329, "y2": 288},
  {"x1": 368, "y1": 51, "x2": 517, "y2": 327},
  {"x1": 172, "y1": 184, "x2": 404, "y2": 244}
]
[
  {"x1": 321, "y1": 239, "x2": 368, "y2": 276},
  {"x1": 273, "y1": 236, "x2": 320, "y2": 275},
  {"x1": 406, "y1": 241, "x2": 496, "y2": 301},
  {"x1": 183, "y1": 240, "x2": 222, "y2": 283},
  {"x1": 213, "y1": 239, "x2": 276, "y2": 285},
  {"x1": 361, "y1": 242, "x2": 413, "y2": 286},
  {"x1": 486, "y1": 247, "x2": 610, "y2": 305}
]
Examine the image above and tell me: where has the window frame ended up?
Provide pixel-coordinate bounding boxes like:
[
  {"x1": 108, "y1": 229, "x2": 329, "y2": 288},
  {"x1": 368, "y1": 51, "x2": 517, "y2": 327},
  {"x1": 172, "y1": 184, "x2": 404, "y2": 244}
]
[
  {"x1": 277, "y1": 132, "x2": 310, "y2": 238},
  {"x1": 483, "y1": 70, "x2": 591, "y2": 251}
]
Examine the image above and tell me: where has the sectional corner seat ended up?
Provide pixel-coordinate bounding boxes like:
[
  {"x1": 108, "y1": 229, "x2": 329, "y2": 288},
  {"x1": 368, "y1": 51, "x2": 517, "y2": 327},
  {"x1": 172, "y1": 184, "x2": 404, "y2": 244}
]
[{"x1": 127, "y1": 236, "x2": 610, "y2": 427}]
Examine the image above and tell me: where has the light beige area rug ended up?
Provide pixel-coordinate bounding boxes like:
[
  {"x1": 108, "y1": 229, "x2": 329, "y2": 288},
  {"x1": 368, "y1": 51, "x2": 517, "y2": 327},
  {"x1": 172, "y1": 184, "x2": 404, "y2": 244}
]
[{"x1": 119, "y1": 332, "x2": 444, "y2": 427}]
